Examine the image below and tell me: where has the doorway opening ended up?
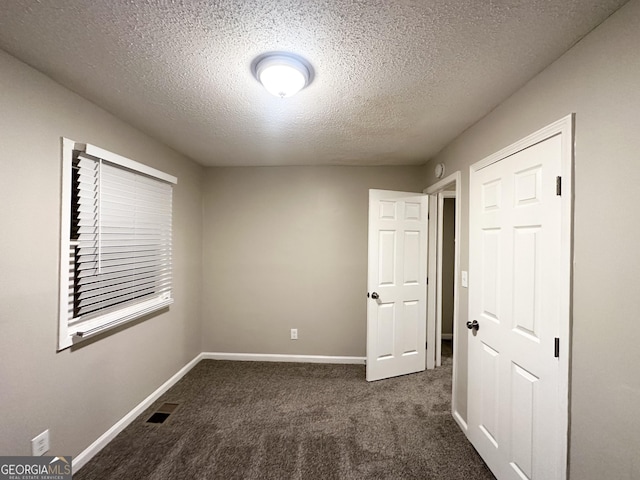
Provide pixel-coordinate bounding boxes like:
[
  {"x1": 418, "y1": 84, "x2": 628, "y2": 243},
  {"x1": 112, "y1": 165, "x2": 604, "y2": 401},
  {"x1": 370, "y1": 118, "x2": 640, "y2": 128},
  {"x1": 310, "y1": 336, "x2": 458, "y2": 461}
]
[
  {"x1": 424, "y1": 171, "x2": 462, "y2": 426},
  {"x1": 439, "y1": 193, "x2": 456, "y2": 366}
]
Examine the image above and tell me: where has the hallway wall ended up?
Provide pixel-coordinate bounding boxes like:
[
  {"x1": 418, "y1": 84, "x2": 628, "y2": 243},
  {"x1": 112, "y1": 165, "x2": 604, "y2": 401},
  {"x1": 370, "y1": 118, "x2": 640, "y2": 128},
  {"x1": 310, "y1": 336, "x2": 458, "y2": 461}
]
[{"x1": 424, "y1": 1, "x2": 640, "y2": 477}]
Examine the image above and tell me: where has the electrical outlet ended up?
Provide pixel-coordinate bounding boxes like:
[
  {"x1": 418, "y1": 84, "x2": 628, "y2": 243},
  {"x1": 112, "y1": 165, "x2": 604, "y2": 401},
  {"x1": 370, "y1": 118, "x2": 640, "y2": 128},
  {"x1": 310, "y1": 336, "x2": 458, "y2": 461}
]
[
  {"x1": 31, "y1": 429, "x2": 50, "y2": 456},
  {"x1": 290, "y1": 328, "x2": 298, "y2": 340}
]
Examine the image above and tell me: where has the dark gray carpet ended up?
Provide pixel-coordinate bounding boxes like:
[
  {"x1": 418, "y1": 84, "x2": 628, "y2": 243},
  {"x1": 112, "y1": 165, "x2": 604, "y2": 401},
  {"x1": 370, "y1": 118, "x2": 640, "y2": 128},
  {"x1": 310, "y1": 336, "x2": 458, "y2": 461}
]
[{"x1": 76, "y1": 341, "x2": 494, "y2": 479}]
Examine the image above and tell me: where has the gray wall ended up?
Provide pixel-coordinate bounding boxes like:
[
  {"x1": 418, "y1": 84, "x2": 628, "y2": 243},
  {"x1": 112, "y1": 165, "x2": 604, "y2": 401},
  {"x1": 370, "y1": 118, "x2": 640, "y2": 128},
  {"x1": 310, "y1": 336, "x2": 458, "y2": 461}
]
[
  {"x1": 424, "y1": 1, "x2": 640, "y2": 478},
  {"x1": 0, "y1": 50, "x2": 204, "y2": 457},
  {"x1": 201, "y1": 166, "x2": 425, "y2": 356},
  {"x1": 441, "y1": 198, "x2": 455, "y2": 336}
]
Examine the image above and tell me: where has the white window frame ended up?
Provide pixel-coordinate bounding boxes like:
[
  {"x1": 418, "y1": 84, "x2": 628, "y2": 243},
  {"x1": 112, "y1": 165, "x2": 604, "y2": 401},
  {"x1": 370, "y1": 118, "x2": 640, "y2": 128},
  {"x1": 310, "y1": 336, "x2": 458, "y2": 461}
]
[{"x1": 58, "y1": 138, "x2": 177, "y2": 350}]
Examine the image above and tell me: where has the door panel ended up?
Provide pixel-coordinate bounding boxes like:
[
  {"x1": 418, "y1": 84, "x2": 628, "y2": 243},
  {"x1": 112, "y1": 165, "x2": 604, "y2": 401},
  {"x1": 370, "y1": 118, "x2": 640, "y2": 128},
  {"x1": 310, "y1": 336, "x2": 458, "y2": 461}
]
[
  {"x1": 367, "y1": 190, "x2": 428, "y2": 382},
  {"x1": 402, "y1": 300, "x2": 420, "y2": 355},
  {"x1": 512, "y1": 227, "x2": 540, "y2": 338},
  {"x1": 481, "y1": 229, "x2": 501, "y2": 320},
  {"x1": 379, "y1": 231, "x2": 396, "y2": 285},
  {"x1": 510, "y1": 362, "x2": 537, "y2": 480},
  {"x1": 468, "y1": 130, "x2": 569, "y2": 479},
  {"x1": 403, "y1": 231, "x2": 421, "y2": 284},
  {"x1": 479, "y1": 342, "x2": 500, "y2": 448},
  {"x1": 376, "y1": 303, "x2": 395, "y2": 358}
]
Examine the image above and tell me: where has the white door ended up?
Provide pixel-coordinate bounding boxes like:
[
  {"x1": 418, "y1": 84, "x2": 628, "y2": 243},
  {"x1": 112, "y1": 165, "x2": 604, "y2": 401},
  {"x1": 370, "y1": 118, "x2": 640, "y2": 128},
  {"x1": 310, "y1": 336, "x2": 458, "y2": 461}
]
[
  {"x1": 467, "y1": 124, "x2": 571, "y2": 479},
  {"x1": 366, "y1": 190, "x2": 428, "y2": 382}
]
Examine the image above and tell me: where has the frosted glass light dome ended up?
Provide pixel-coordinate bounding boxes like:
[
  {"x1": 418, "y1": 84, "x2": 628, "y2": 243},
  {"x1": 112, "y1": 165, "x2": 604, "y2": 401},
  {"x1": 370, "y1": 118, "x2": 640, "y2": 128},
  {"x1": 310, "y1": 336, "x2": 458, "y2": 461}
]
[{"x1": 253, "y1": 53, "x2": 313, "y2": 98}]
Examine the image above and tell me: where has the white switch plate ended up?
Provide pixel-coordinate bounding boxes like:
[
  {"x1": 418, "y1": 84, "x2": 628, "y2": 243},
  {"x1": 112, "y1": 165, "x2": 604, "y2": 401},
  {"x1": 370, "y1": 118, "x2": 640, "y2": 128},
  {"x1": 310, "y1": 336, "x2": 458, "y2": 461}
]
[
  {"x1": 461, "y1": 271, "x2": 468, "y2": 288},
  {"x1": 290, "y1": 328, "x2": 298, "y2": 340},
  {"x1": 31, "y1": 429, "x2": 50, "y2": 456}
]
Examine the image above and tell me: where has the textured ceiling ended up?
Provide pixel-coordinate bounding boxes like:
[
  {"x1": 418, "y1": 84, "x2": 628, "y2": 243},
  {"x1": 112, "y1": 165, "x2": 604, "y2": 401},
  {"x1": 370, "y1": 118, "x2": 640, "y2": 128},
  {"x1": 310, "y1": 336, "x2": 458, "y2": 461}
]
[{"x1": 0, "y1": 0, "x2": 628, "y2": 166}]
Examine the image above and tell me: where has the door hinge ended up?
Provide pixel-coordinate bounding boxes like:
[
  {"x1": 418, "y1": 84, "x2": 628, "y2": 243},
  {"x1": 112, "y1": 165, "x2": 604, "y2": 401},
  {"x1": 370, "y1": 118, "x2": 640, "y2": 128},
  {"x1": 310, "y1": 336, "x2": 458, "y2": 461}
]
[
  {"x1": 554, "y1": 337, "x2": 560, "y2": 358},
  {"x1": 556, "y1": 176, "x2": 562, "y2": 196},
  {"x1": 426, "y1": 277, "x2": 429, "y2": 285}
]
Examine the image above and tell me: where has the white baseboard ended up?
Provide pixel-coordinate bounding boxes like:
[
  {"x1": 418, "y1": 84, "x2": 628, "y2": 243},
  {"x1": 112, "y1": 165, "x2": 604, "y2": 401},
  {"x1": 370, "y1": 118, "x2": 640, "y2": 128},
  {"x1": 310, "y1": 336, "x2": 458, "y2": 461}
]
[
  {"x1": 201, "y1": 352, "x2": 366, "y2": 364},
  {"x1": 73, "y1": 352, "x2": 204, "y2": 472},
  {"x1": 441, "y1": 333, "x2": 453, "y2": 340}
]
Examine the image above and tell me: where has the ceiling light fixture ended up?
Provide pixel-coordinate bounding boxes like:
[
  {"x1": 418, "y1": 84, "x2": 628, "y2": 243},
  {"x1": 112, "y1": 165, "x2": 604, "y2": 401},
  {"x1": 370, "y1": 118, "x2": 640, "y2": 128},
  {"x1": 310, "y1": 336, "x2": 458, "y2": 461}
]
[{"x1": 252, "y1": 52, "x2": 313, "y2": 98}]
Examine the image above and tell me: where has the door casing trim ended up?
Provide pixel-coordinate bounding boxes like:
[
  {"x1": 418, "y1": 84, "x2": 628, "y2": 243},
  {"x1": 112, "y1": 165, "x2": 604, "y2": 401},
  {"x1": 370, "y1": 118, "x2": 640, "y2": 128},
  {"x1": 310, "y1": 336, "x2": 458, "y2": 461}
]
[{"x1": 424, "y1": 171, "x2": 463, "y2": 430}]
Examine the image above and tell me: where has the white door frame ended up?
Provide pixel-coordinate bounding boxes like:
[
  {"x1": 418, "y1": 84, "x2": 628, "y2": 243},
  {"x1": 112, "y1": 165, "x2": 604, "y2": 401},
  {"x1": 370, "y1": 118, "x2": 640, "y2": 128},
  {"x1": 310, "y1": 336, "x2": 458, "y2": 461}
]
[
  {"x1": 424, "y1": 171, "x2": 462, "y2": 426},
  {"x1": 468, "y1": 114, "x2": 573, "y2": 479}
]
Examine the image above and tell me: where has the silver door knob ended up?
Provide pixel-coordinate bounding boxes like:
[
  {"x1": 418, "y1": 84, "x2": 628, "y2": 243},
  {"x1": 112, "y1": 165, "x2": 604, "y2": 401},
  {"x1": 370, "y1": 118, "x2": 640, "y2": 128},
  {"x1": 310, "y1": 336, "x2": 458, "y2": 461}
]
[{"x1": 371, "y1": 292, "x2": 379, "y2": 300}]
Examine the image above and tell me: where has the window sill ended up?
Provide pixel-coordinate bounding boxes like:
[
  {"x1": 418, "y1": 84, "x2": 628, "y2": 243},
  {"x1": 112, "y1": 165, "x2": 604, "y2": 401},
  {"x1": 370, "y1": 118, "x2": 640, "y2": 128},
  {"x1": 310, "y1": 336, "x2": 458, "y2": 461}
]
[{"x1": 58, "y1": 295, "x2": 173, "y2": 350}]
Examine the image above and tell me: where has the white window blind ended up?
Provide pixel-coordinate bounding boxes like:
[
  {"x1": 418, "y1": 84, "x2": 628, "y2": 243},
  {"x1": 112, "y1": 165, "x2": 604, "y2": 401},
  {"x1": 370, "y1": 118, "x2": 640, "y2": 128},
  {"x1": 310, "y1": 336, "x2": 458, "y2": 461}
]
[{"x1": 59, "y1": 140, "x2": 176, "y2": 350}]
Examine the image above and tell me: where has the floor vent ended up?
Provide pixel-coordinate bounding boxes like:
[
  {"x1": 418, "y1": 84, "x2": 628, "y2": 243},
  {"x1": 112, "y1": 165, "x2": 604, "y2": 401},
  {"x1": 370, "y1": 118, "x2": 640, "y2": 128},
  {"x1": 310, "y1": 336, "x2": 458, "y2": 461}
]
[{"x1": 146, "y1": 402, "x2": 180, "y2": 424}]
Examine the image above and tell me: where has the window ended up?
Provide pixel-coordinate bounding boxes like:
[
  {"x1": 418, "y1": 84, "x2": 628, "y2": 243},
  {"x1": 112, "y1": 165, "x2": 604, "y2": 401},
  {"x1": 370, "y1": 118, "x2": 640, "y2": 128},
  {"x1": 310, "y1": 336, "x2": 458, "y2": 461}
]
[{"x1": 58, "y1": 139, "x2": 177, "y2": 350}]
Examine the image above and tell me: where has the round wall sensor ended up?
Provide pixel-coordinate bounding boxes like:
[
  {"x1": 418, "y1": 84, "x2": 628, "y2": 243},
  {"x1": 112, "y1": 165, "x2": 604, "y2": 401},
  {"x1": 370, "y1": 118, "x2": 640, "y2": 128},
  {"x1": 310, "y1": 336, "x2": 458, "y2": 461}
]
[{"x1": 435, "y1": 163, "x2": 445, "y2": 178}]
